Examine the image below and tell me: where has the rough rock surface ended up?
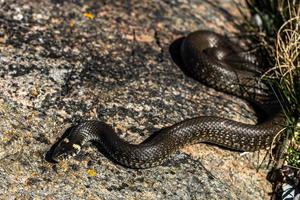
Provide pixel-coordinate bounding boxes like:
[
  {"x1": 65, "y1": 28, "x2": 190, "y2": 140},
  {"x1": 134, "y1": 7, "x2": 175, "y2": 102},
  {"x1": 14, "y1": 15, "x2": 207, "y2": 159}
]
[{"x1": 0, "y1": 0, "x2": 272, "y2": 199}]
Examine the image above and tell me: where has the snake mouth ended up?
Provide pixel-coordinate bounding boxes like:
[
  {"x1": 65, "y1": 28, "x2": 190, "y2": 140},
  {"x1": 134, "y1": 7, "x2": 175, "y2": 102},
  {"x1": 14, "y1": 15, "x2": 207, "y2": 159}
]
[{"x1": 51, "y1": 138, "x2": 82, "y2": 162}]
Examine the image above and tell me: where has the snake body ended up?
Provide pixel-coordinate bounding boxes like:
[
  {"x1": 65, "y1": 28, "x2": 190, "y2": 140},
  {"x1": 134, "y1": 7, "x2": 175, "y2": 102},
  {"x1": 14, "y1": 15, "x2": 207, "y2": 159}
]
[{"x1": 50, "y1": 30, "x2": 285, "y2": 168}]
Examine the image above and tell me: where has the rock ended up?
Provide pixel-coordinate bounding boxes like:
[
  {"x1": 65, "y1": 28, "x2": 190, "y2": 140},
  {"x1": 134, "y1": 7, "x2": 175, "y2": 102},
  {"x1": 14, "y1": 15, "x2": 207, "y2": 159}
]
[{"x1": 0, "y1": 0, "x2": 271, "y2": 199}]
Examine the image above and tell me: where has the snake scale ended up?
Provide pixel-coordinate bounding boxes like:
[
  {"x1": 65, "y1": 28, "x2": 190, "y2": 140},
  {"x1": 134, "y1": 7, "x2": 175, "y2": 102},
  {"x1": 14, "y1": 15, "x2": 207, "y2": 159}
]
[{"x1": 50, "y1": 30, "x2": 285, "y2": 168}]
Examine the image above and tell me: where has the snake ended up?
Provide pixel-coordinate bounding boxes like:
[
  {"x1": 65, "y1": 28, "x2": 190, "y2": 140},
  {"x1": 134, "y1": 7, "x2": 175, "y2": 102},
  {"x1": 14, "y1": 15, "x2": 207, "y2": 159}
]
[{"x1": 50, "y1": 30, "x2": 285, "y2": 168}]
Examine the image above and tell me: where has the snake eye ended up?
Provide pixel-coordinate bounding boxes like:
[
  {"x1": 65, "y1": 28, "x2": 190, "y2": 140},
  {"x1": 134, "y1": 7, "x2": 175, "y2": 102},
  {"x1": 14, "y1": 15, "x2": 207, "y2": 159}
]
[{"x1": 51, "y1": 138, "x2": 81, "y2": 162}]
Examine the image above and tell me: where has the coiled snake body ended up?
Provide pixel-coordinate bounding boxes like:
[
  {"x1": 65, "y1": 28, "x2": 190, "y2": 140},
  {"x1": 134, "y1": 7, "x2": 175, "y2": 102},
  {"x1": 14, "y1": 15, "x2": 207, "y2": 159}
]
[{"x1": 50, "y1": 30, "x2": 285, "y2": 168}]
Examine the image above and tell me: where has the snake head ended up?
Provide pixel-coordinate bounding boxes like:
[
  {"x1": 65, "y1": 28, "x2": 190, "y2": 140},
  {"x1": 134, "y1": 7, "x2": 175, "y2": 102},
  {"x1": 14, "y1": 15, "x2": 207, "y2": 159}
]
[{"x1": 51, "y1": 135, "x2": 82, "y2": 162}]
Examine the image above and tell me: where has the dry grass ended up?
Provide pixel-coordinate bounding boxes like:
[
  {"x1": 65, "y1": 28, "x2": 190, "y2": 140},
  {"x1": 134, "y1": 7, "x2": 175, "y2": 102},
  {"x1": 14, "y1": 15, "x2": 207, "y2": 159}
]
[
  {"x1": 264, "y1": 14, "x2": 299, "y2": 119},
  {"x1": 265, "y1": 13, "x2": 300, "y2": 168},
  {"x1": 242, "y1": 0, "x2": 300, "y2": 167}
]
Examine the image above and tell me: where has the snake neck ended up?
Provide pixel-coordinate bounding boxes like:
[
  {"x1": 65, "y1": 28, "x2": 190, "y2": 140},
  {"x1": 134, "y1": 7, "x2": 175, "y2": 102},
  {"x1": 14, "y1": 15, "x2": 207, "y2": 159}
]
[{"x1": 68, "y1": 121, "x2": 180, "y2": 168}]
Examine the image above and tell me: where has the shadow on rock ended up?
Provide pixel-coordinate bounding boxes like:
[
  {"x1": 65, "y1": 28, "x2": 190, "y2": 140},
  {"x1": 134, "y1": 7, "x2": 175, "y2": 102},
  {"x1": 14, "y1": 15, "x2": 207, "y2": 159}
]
[{"x1": 45, "y1": 126, "x2": 75, "y2": 163}]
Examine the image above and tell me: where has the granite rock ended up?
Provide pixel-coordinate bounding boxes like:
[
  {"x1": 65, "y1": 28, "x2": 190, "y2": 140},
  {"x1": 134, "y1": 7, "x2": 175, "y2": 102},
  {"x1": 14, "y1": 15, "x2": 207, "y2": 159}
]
[{"x1": 0, "y1": 0, "x2": 271, "y2": 199}]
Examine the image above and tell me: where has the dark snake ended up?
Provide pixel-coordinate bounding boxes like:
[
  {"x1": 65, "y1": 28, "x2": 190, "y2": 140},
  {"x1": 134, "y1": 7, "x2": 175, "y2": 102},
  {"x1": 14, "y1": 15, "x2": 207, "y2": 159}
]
[{"x1": 50, "y1": 30, "x2": 285, "y2": 168}]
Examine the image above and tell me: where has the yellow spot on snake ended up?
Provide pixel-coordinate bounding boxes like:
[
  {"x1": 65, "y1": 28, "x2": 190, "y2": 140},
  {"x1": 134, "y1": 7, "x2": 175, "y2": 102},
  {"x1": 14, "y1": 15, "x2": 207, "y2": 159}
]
[
  {"x1": 73, "y1": 144, "x2": 81, "y2": 151},
  {"x1": 63, "y1": 138, "x2": 70, "y2": 143}
]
